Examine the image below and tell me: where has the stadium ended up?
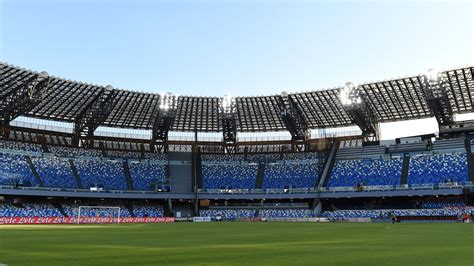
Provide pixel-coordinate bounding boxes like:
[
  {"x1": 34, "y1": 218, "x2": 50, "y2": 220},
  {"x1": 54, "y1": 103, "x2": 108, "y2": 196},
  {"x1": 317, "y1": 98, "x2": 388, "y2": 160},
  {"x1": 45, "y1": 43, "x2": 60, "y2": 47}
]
[{"x1": 1, "y1": 1, "x2": 473, "y2": 266}]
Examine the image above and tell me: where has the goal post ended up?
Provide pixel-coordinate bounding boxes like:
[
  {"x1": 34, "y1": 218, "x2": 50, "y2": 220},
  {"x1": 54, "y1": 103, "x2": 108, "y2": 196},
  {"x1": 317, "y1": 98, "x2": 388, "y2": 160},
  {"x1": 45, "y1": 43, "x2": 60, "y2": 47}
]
[{"x1": 77, "y1": 206, "x2": 121, "y2": 224}]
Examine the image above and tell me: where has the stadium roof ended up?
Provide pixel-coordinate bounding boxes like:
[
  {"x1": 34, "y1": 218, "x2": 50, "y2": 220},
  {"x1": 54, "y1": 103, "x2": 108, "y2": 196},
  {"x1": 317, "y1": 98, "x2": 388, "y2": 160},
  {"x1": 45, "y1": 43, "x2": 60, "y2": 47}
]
[{"x1": 1, "y1": 62, "x2": 473, "y2": 133}]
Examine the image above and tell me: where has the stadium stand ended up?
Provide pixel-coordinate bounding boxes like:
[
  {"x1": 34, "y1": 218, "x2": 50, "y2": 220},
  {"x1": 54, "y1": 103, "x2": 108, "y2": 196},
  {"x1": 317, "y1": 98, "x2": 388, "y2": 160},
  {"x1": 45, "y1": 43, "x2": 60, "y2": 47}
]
[
  {"x1": 329, "y1": 158, "x2": 402, "y2": 188},
  {"x1": 258, "y1": 208, "x2": 314, "y2": 218},
  {"x1": 0, "y1": 202, "x2": 62, "y2": 217},
  {"x1": 202, "y1": 163, "x2": 257, "y2": 190},
  {"x1": 75, "y1": 159, "x2": 128, "y2": 190},
  {"x1": 0, "y1": 153, "x2": 40, "y2": 187},
  {"x1": 128, "y1": 161, "x2": 166, "y2": 191},
  {"x1": 408, "y1": 153, "x2": 468, "y2": 185},
  {"x1": 322, "y1": 209, "x2": 465, "y2": 219},
  {"x1": 31, "y1": 157, "x2": 78, "y2": 189},
  {"x1": 200, "y1": 209, "x2": 256, "y2": 219},
  {"x1": 262, "y1": 162, "x2": 318, "y2": 189}
]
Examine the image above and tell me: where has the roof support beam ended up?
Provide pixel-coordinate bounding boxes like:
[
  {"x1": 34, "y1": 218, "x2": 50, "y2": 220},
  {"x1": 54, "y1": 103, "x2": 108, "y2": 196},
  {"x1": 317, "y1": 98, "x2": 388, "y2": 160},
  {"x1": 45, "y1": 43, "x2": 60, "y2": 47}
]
[
  {"x1": 279, "y1": 92, "x2": 308, "y2": 143},
  {"x1": 72, "y1": 86, "x2": 115, "y2": 147},
  {"x1": 0, "y1": 72, "x2": 50, "y2": 129},
  {"x1": 421, "y1": 70, "x2": 454, "y2": 128},
  {"x1": 340, "y1": 83, "x2": 379, "y2": 141}
]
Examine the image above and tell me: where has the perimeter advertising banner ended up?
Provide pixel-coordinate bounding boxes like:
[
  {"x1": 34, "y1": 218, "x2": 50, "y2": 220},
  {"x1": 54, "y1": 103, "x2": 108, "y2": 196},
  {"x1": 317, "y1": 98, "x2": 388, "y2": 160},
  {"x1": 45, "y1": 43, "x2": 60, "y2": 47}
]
[{"x1": 0, "y1": 217, "x2": 175, "y2": 224}]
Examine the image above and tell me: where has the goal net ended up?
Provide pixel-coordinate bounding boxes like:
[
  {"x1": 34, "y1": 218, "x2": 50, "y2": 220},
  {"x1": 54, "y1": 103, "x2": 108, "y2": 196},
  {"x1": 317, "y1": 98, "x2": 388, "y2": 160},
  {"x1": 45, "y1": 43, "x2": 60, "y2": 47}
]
[{"x1": 77, "y1": 206, "x2": 121, "y2": 224}]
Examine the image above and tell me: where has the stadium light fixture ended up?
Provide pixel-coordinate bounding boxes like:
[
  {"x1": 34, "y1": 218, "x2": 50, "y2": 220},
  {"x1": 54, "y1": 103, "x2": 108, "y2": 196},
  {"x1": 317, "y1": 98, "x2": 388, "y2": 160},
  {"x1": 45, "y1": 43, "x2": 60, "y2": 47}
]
[
  {"x1": 426, "y1": 68, "x2": 440, "y2": 84},
  {"x1": 159, "y1": 92, "x2": 175, "y2": 111},
  {"x1": 221, "y1": 95, "x2": 235, "y2": 113},
  {"x1": 340, "y1": 82, "x2": 359, "y2": 106}
]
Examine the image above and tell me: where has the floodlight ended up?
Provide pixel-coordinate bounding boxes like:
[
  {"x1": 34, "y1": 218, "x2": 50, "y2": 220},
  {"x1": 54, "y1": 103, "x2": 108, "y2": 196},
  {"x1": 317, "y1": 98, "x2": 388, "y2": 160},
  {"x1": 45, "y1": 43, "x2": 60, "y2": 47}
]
[
  {"x1": 159, "y1": 92, "x2": 175, "y2": 111},
  {"x1": 426, "y1": 68, "x2": 440, "y2": 83},
  {"x1": 221, "y1": 95, "x2": 235, "y2": 113}
]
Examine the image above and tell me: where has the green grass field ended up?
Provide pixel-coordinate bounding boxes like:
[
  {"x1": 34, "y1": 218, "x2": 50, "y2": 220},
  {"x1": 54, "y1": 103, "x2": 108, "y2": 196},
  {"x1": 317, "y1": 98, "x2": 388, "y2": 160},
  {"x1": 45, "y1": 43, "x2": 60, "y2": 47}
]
[{"x1": 0, "y1": 222, "x2": 472, "y2": 266}]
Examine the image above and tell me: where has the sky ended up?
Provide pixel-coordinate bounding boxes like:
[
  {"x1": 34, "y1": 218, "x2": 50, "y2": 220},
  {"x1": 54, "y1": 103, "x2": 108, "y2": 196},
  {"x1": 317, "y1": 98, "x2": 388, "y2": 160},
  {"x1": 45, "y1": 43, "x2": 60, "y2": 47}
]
[{"x1": 1, "y1": 0, "x2": 473, "y2": 140}]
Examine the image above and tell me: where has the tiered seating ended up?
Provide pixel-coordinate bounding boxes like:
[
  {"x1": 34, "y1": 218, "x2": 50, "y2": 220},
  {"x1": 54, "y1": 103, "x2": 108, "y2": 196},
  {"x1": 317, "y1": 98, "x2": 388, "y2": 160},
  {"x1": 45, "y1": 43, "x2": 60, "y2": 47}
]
[
  {"x1": 246, "y1": 153, "x2": 280, "y2": 162},
  {"x1": 408, "y1": 153, "x2": 467, "y2": 185},
  {"x1": 200, "y1": 209, "x2": 255, "y2": 219},
  {"x1": 258, "y1": 209, "x2": 314, "y2": 218},
  {"x1": 62, "y1": 204, "x2": 133, "y2": 217},
  {"x1": 0, "y1": 141, "x2": 43, "y2": 152},
  {"x1": 420, "y1": 199, "x2": 466, "y2": 209},
  {"x1": 202, "y1": 164, "x2": 257, "y2": 189},
  {"x1": 263, "y1": 163, "x2": 318, "y2": 189},
  {"x1": 0, "y1": 203, "x2": 62, "y2": 217},
  {"x1": 128, "y1": 161, "x2": 166, "y2": 191},
  {"x1": 75, "y1": 159, "x2": 127, "y2": 190},
  {"x1": 329, "y1": 158, "x2": 402, "y2": 187},
  {"x1": 105, "y1": 150, "x2": 142, "y2": 159},
  {"x1": 143, "y1": 152, "x2": 168, "y2": 161},
  {"x1": 202, "y1": 154, "x2": 244, "y2": 163},
  {"x1": 133, "y1": 205, "x2": 164, "y2": 217},
  {"x1": 322, "y1": 208, "x2": 464, "y2": 219},
  {"x1": 31, "y1": 157, "x2": 77, "y2": 188},
  {"x1": 48, "y1": 146, "x2": 103, "y2": 157},
  {"x1": 0, "y1": 153, "x2": 39, "y2": 187},
  {"x1": 282, "y1": 152, "x2": 319, "y2": 160}
]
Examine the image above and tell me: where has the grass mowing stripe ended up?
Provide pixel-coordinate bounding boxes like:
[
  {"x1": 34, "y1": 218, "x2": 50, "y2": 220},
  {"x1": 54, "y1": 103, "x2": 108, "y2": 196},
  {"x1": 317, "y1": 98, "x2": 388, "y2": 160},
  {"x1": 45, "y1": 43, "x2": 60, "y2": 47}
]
[{"x1": 0, "y1": 222, "x2": 472, "y2": 266}]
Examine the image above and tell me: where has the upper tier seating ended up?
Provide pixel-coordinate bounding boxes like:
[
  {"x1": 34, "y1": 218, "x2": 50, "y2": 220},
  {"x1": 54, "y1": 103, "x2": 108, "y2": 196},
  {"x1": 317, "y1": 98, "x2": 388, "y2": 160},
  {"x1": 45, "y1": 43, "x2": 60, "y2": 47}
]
[
  {"x1": 31, "y1": 157, "x2": 77, "y2": 189},
  {"x1": 329, "y1": 158, "x2": 402, "y2": 187},
  {"x1": 75, "y1": 159, "x2": 127, "y2": 190},
  {"x1": 0, "y1": 153, "x2": 39, "y2": 187},
  {"x1": 48, "y1": 146, "x2": 103, "y2": 157},
  {"x1": 408, "y1": 153, "x2": 467, "y2": 185},
  {"x1": 128, "y1": 161, "x2": 166, "y2": 191},
  {"x1": 263, "y1": 162, "x2": 319, "y2": 189},
  {"x1": 0, "y1": 141, "x2": 43, "y2": 152},
  {"x1": 202, "y1": 164, "x2": 257, "y2": 189}
]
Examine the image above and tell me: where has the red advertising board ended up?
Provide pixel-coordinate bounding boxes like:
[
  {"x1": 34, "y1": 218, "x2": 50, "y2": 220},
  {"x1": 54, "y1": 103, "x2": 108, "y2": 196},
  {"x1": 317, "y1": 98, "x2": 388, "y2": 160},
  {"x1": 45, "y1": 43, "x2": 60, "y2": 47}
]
[{"x1": 0, "y1": 217, "x2": 175, "y2": 224}]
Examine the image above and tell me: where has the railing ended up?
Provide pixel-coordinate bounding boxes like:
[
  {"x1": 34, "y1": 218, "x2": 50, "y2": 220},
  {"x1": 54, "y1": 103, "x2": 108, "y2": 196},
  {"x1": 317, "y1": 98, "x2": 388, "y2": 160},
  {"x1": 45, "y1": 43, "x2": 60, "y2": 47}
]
[
  {"x1": 0, "y1": 185, "x2": 167, "y2": 194},
  {"x1": 197, "y1": 182, "x2": 473, "y2": 194},
  {"x1": 1, "y1": 182, "x2": 472, "y2": 196}
]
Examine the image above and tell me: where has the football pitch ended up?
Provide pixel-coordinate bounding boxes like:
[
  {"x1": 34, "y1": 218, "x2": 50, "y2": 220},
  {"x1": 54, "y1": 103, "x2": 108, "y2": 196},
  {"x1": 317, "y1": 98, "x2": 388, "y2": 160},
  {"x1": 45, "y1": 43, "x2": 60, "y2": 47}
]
[{"x1": 0, "y1": 222, "x2": 472, "y2": 266}]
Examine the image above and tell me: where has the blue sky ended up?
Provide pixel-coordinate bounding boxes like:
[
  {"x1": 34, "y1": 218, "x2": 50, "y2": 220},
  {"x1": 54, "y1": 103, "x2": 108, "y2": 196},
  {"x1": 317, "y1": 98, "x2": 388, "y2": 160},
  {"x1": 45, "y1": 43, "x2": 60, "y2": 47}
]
[
  {"x1": 1, "y1": 0, "x2": 473, "y2": 139},
  {"x1": 1, "y1": 0, "x2": 472, "y2": 97}
]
